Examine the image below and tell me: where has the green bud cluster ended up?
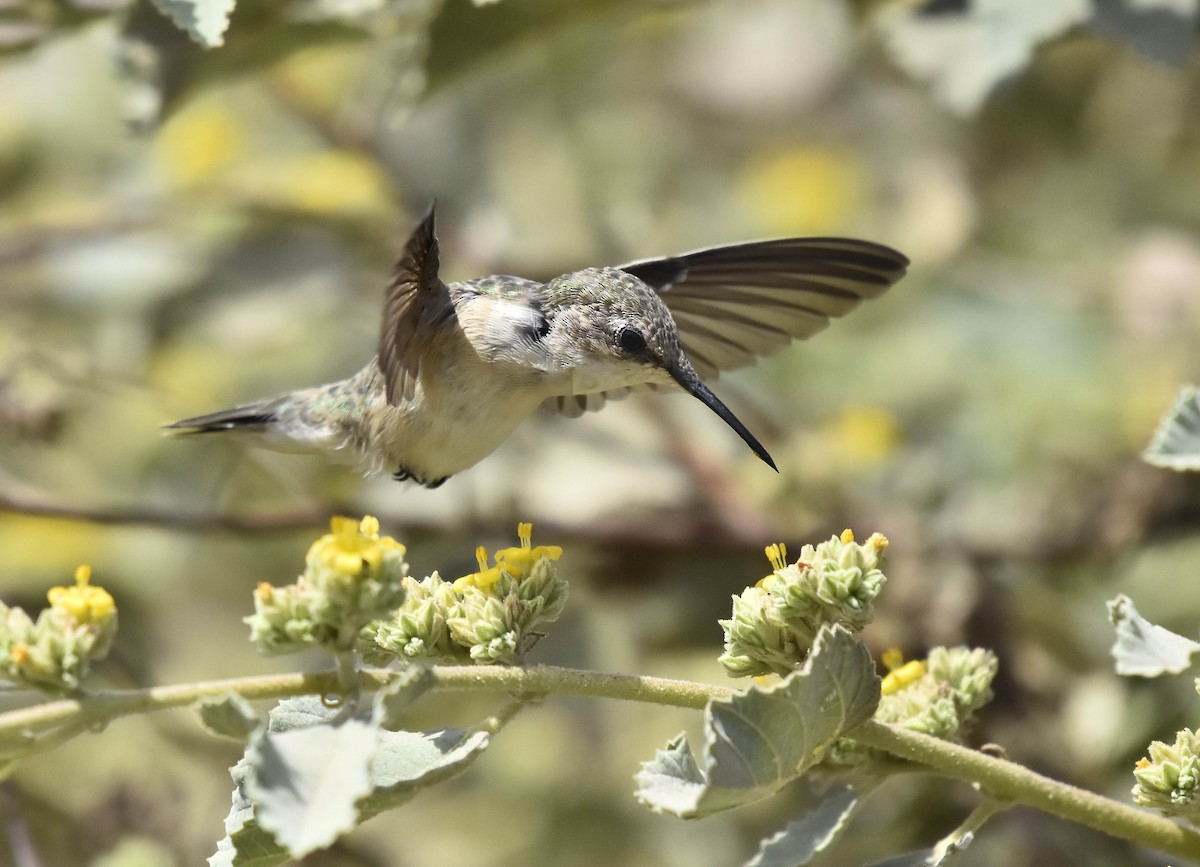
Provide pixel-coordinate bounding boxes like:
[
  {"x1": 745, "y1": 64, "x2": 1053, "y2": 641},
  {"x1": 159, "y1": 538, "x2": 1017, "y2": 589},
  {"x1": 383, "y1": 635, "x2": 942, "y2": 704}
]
[
  {"x1": 878, "y1": 647, "x2": 997, "y2": 737},
  {"x1": 246, "y1": 516, "x2": 408, "y2": 655},
  {"x1": 0, "y1": 565, "x2": 117, "y2": 693},
  {"x1": 828, "y1": 646, "x2": 999, "y2": 767},
  {"x1": 720, "y1": 531, "x2": 889, "y2": 677},
  {"x1": 360, "y1": 523, "x2": 569, "y2": 666},
  {"x1": 1133, "y1": 728, "x2": 1200, "y2": 823}
]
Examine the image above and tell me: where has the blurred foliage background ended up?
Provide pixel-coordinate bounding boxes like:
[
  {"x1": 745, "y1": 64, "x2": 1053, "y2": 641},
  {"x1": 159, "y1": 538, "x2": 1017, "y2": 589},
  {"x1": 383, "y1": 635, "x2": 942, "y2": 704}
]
[{"x1": 2, "y1": 0, "x2": 1200, "y2": 864}]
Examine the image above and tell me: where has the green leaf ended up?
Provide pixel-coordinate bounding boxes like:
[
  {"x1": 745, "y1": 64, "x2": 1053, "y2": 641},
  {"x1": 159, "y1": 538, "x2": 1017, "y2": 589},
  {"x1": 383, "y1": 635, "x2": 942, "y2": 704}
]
[
  {"x1": 211, "y1": 694, "x2": 492, "y2": 863},
  {"x1": 1143, "y1": 385, "x2": 1200, "y2": 472},
  {"x1": 149, "y1": 0, "x2": 235, "y2": 48},
  {"x1": 244, "y1": 717, "x2": 378, "y2": 857},
  {"x1": 877, "y1": 0, "x2": 1090, "y2": 114},
  {"x1": 267, "y1": 694, "x2": 342, "y2": 731},
  {"x1": 209, "y1": 779, "x2": 287, "y2": 867},
  {"x1": 1108, "y1": 594, "x2": 1200, "y2": 677},
  {"x1": 636, "y1": 626, "x2": 879, "y2": 818},
  {"x1": 195, "y1": 692, "x2": 261, "y2": 742},
  {"x1": 372, "y1": 666, "x2": 436, "y2": 731},
  {"x1": 357, "y1": 726, "x2": 491, "y2": 820},
  {"x1": 745, "y1": 786, "x2": 859, "y2": 867}
]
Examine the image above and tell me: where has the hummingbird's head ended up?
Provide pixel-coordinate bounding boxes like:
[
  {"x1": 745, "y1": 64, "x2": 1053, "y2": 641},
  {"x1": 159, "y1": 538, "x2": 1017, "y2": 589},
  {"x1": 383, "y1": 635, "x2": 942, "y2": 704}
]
[{"x1": 546, "y1": 267, "x2": 777, "y2": 471}]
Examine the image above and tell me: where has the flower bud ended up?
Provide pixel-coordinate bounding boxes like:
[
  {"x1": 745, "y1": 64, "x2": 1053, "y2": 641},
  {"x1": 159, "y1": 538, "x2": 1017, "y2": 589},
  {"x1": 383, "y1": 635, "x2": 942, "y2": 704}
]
[
  {"x1": 361, "y1": 523, "x2": 568, "y2": 666},
  {"x1": 1133, "y1": 728, "x2": 1200, "y2": 822},
  {"x1": 719, "y1": 532, "x2": 888, "y2": 677},
  {"x1": 1, "y1": 565, "x2": 118, "y2": 693},
  {"x1": 246, "y1": 516, "x2": 408, "y2": 655}
]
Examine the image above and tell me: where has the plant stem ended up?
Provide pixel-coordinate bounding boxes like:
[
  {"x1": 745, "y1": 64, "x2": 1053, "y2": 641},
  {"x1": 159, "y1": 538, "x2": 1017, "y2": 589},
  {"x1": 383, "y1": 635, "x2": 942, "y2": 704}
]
[
  {"x1": 0, "y1": 665, "x2": 727, "y2": 741},
  {"x1": 2, "y1": 665, "x2": 1198, "y2": 861},
  {"x1": 848, "y1": 719, "x2": 1200, "y2": 862}
]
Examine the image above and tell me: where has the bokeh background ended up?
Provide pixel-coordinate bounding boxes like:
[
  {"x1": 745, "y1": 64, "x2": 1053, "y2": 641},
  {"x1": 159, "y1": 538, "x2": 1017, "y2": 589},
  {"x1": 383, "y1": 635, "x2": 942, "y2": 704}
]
[{"x1": 2, "y1": 0, "x2": 1200, "y2": 864}]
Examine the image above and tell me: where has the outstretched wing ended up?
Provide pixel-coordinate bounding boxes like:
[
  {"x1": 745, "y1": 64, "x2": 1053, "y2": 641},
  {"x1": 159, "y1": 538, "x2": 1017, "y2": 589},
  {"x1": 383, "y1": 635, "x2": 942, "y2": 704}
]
[
  {"x1": 379, "y1": 202, "x2": 446, "y2": 405},
  {"x1": 620, "y1": 236, "x2": 909, "y2": 380}
]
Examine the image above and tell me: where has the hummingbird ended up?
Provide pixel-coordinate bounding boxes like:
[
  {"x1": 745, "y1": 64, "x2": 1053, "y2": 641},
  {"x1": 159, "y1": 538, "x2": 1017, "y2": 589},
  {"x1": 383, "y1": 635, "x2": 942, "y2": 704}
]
[{"x1": 167, "y1": 204, "x2": 907, "y2": 488}]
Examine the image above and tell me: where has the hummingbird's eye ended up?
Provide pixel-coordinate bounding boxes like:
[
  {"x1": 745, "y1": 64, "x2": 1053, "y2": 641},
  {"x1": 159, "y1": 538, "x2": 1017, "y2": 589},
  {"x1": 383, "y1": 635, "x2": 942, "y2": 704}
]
[{"x1": 617, "y1": 327, "x2": 646, "y2": 354}]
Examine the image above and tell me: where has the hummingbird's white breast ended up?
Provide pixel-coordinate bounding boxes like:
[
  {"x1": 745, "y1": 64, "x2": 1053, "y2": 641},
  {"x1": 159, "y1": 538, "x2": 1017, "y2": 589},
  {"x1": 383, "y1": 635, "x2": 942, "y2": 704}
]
[{"x1": 364, "y1": 292, "x2": 555, "y2": 483}]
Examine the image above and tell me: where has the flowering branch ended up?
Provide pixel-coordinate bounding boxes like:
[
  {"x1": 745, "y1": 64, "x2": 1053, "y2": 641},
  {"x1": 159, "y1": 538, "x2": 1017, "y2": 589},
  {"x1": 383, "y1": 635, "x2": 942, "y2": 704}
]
[
  {"x1": 4, "y1": 519, "x2": 1197, "y2": 864},
  {"x1": 3, "y1": 665, "x2": 1200, "y2": 860}
]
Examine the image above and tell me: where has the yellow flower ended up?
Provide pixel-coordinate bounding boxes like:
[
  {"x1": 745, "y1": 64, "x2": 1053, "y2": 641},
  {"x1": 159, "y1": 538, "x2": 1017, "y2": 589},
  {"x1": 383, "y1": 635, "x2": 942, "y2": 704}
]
[
  {"x1": 454, "y1": 523, "x2": 562, "y2": 593},
  {"x1": 494, "y1": 522, "x2": 563, "y2": 576},
  {"x1": 825, "y1": 406, "x2": 902, "y2": 466},
  {"x1": 154, "y1": 102, "x2": 245, "y2": 188},
  {"x1": 867, "y1": 532, "x2": 889, "y2": 552},
  {"x1": 46, "y1": 565, "x2": 115, "y2": 625},
  {"x1": 757, "y1": 542, "x2": 788, "y2": 588},
  {"x1": 455, "y1": 546, "x2": 504, "y2": 592},
  {"x1": 881, "y1": 653, "x2": 927, "y2": 696},
  {"x1": 740, "y1": 147, "x2": 864, "y2": 235},
  {"x1": 880, "y1": 647, "x2": 905, "y2": 671},
  {"x1": 840, "y1": 529, "x2": 855, "y2": 544},
  {"x1": 307, "y1": 515, "x2": 405, "y2": 580},
  {"x1": 10, "y1": 643, "x2": 28, "y2": 665}
]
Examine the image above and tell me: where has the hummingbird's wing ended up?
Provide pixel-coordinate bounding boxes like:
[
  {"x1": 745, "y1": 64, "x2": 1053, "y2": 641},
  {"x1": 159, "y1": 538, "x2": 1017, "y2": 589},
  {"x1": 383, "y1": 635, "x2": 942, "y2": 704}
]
[
  {"x1": 379, "y1": 202, "x2": 446, "y2": 405},
  {"x1": 619, "y1": 237, "x2": 908, "y2": 381},
  {"x1": 545, "y1": 237, "x2": 908, "y2": 417}
]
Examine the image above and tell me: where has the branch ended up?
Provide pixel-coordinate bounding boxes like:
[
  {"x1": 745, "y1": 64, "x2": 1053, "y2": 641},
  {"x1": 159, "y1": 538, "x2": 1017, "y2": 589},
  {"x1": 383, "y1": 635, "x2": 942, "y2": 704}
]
[
  {"x1": 2, "y1": 666, "x2": 1199, "y2": 861},
  {"x1": 0, "y1": 486, "x2": 765, "y2": 551},
  {"x1": 849, "y1": 719, "x2": 1200, "y2": 862}
]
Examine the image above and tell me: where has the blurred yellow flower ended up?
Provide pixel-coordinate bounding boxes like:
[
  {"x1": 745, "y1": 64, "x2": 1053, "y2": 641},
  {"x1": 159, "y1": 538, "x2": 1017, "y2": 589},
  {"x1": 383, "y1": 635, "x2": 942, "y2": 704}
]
[
  {"x1": 825, "y1": 406, "x2": 902, "y2": 466},
  {"x1": 881, "y1": 655, "x2": 927, "y2": 696},
  {"x1": 47, "y1": 564, "x2": 115, "y2": 626},
  {"x1": 279, "y1": 151, "x2": 391, "y2": 215},
  {"x1": 154, "y1": 102, "x2": 245, "y2": 188},
  {"x1": 740, "y1": 147, "x2": 865, "y2": 235},
  {"x1": 271, "y1": 46, "x2": 361, "y2": 116}
]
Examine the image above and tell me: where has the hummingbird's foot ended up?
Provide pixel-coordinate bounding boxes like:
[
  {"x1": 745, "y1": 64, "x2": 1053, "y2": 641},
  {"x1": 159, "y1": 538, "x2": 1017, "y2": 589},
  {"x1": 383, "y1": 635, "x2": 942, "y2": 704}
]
[{"x1": 392, "y1": 468, "x2": 449, "y2": 489}]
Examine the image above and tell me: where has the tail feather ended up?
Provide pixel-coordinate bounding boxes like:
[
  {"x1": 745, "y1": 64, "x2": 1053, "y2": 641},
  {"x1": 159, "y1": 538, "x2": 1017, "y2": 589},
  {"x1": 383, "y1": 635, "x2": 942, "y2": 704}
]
[
  {"x1": 165, "y1": 390, "x2": 355, "y2": 460},
  {"x1": 165, "y1": 402, "x2": 281, "y2": 434}
]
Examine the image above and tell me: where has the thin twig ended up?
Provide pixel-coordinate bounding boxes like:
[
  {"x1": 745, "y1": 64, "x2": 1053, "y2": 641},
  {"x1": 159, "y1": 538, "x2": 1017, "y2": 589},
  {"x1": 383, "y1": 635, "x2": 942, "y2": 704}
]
[{"x1": 0, "y1": 486, "x2": 764, "y2": 551}]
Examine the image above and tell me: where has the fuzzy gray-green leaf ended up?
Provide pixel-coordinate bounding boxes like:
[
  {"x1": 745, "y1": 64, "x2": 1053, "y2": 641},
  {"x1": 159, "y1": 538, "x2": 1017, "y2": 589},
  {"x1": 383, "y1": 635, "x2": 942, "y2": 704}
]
[
  {"x1": 636, "y1": 626, "x2": 879, "y2": 818},
  {"x1": 745, "y1": 786, "x2": 859, "y2": 867},
  {"x1": 244, "y1": 718, "x2": 378, "y2": 857},
  {"x1": 358, "y1": 726, "x2": 491, "y2": 819},
  {"x1": 149, "y1": 0, "x2": 235, "y2": 47},
  {"x1": 195, "y1": 692, "x2": 261, "y2": 742},
  {"x1": 1143, "y1": 385, "x2": 1200, "y2": 471},
  {"x1": 1109, "y1": 594, "x2": 1200, "y2": 677}
]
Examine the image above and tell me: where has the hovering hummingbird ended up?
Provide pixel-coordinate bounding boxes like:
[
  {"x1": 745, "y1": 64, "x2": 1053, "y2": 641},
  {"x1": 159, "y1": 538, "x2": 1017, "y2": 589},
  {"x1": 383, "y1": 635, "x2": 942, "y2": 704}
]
[{"x1": 168, "y1": 204, "x2": 907, "y2": 488}]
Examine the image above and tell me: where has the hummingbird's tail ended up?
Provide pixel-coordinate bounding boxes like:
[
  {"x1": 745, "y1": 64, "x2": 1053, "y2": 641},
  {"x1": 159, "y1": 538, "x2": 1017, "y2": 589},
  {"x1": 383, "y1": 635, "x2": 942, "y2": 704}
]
[
  {"x1": 165, "y1": 382, "x2": 368, "y2": 464},
  {"x1": 165, "y1": 400, "x2": 284, "y2": 435}
]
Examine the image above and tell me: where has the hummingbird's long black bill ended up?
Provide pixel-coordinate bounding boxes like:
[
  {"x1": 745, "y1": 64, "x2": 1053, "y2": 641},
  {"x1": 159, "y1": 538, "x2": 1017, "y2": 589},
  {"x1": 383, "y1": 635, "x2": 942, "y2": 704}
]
[{"x1": 672, "y1": 370, "x2": 778, "y2": 472}]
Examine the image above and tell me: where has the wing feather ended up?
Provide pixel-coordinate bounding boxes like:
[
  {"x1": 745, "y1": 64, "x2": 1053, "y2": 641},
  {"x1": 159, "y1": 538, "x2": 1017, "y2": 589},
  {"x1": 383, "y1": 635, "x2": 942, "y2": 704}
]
[
  {"x1": 544, "y1": 234, "x2": 908, "y2": 417},
  {"x1": 379, "y1": 202, "x2": 444, "y2": 405},
  {"x1": 620, "y1": 235, "x2": 907, "y2": 380}
]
